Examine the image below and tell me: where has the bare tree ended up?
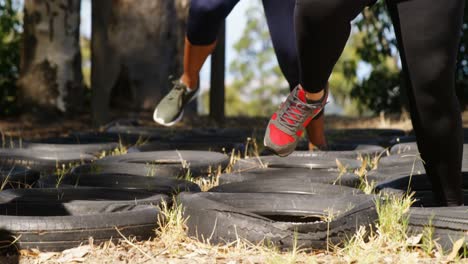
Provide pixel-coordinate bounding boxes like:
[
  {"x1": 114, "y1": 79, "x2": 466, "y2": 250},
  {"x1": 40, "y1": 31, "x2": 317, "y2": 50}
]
[
  {"x1": 18, "y1": 0, "x2": 83, "y2": 115},
  {"x1": 91, "y1": 0, "x2": 189, "y2": 125}
]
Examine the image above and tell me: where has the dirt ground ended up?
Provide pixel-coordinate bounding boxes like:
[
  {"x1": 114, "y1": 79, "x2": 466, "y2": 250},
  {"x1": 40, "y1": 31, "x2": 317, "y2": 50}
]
[{"x1": 0, "y1": 111, "x2": 419, "y2": 140}]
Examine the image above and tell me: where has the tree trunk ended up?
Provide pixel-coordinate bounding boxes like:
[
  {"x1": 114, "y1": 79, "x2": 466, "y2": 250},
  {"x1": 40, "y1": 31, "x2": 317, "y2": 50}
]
[
  {"x1": 91, "y1": 0, "x2": 190, "y2": 125},
  {"x1": 18, "y1": 0, "x2": 83, "y2": 115}
]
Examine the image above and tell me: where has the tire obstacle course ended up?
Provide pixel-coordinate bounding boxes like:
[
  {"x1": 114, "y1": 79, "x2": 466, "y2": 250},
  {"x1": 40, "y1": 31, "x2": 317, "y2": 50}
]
[{"x1": 0, "y1": 125, "x2": 465, "y2": 253}]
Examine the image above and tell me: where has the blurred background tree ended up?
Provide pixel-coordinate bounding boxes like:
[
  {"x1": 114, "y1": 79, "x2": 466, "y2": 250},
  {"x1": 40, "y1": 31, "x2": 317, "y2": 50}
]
[
  {"x1": 202, "y1": 1, "x2": 288, "y2": 117},
  {"x1": 0, "y1": 0, "x2": 468, "y2": 120},
  {"x1": 17, "y1": 0, "x2": 84, "y2": 116},
  {"x1": 0, "y1": 0, "x2": 21, "y2": 116},
  {"x1": 351, "y1": 2, "x2": 402, "y2": 115}
]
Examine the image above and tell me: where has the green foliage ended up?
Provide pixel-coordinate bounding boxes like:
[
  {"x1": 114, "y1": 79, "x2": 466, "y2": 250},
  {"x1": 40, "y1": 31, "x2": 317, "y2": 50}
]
[
  {"x1": 351, "y1": 61, "x2": 401, "y2": 113},
  {"x1": 0, "y1": 0, "x2": 21, "y2": 116},
  {"x1": 226, "y1": 1, "x2": 288, "y2": 117},
  {"x1": 328, "y1": 33, "x2": 361, "y2": 115},
  {"x1": 352, "y1": 3, "x2": 402, "y2": 114}
]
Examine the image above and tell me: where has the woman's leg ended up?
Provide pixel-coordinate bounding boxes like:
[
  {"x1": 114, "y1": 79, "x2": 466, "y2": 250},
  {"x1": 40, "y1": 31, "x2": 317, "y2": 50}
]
[
  {"x1": 182, "y1": 0, "x2": 240, "y2": 89},
  {"x1": 264, "y1": 0, "x2": 372, "y2": 155},
  {"x1": 154, "y1": 0, "x2": 239, "y2": 125},
  {"x1": 295, "y1": 0, "x2": 373, "y2": 94},
  {"x1": 387, "y1": 0, "x2": 465, "y2": 206},
  {"x1": 262, "y1": 0, "x2": 299, "y2": 89},
  {"x1": 263, "y1": 0, "x2": 327, "y2": 149}
]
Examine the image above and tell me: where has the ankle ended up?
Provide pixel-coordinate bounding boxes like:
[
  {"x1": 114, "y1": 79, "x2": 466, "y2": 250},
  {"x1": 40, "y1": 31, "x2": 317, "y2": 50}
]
[
  {"x1": 180, "y1": 75, "x2": 198, "y2": 90},
  {"x1": 300, "y1": 85, "x2": 324, "y2": 101}
]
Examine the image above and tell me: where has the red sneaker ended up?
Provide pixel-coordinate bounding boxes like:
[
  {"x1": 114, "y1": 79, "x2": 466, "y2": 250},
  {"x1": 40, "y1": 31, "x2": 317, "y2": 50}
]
[{"x1": 264, "y1": 86, "x2": 328, "y2": 157}]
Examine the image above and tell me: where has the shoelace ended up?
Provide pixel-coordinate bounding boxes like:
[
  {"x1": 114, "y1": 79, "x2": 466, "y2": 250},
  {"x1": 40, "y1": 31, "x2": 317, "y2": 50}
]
[
  {"x1": 167, "y1": 82, "x2": 186, "y2": 101},
  {"x1": 278, "y1": 93, "x2": 323, "y2": 134}
]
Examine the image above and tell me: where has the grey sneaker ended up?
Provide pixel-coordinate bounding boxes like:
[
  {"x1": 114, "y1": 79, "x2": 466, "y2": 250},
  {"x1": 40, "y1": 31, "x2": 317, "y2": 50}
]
[{"x1": 153, "y1": 81, "x2": 198, "y2": 126}]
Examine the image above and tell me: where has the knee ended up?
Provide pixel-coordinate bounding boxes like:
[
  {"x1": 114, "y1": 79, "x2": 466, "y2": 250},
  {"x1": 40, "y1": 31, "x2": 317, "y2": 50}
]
[
  {"x1": 412, "y1": 52, "x2": 453, "y2": 99},
  {"x1": 190, "y1": 0, "x2": 229, "y2": 18},
  {"x1": 296, "y1": 0, "x2": 350, "y2": 19}
]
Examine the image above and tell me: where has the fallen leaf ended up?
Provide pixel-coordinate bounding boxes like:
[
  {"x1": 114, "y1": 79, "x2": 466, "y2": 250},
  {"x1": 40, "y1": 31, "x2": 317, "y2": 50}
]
[
  {"x1": 446, "y1": 238, "x2": 465, "y2": 261},
  {"x1": 39, "y1": 252, "x2": 59, "y2": 261},
  {"x1": 57, "y1": 245, "x2": 91, "y2": 263},
  {"x1": 406, "y1": 234, "x2": 423, "y2": 246}
]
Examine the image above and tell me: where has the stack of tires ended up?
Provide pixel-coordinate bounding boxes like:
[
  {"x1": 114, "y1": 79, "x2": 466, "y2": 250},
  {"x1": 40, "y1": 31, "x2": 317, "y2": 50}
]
[
  {"x1": 0, "y1": 136, "x2": 228, "y2": 251},
  {"x1": 0, "y1": 126, "x2": 464, "y2": 253}
]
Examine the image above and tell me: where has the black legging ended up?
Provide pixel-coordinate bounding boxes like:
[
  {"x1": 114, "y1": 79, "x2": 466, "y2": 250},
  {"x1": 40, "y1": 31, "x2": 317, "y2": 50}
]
[
  {"x1": 187, "y1": 0, "x2": 299, "y2": 89},
  {"x1": 296, "y1": 0, "x2": 465, "y2": 206}
]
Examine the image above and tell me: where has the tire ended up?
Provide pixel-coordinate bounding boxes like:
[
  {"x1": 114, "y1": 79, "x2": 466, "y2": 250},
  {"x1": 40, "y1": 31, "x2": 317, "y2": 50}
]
[
  {"x1": 375, "y1": 172, "x2": 468, "y2": 250},
  {"x1": 259, "y1": 155, "x2": 362, "y2": 170},
  {"x1": 376, "y1": 153, "x2": 468, "y2": 175},
  {"x1": 230, "y1": 158, "x2": 264, "y2": 173},
  {"x1": 37, "y1": 173, "x2": 201, "y2": 194},
  {"x1": 23, "y1": 136, "x2": 120, "y2": 156},
  {"x1": 377, "y1": 154, "x2": 425, "y2": 168},
  {"x1": 210, "y1": 180, "x2": 363, "y2": 195},
  {"x1": 376, "y1": 172, "x2": 468, "y2": 193},
  {"x1": 376, "y1": 173, "x2": 468, "y2": 207},
  {"x1": 0, "y1": 188, "x2": 167, "y2": 251},
  {"x1": 407, "y1": 206, "x2": 468, "y2": 251},
  {"x1": 96, "y1": 151, "x2": 230, "y2": 177},
  {"x1": 286, "y1": 145, "x2": 386, "y2": 159},
  {"x1": 178, "y1": 192, "x2": 378, "y2": 249},
  {"x1": 128, "y1": 140, "x2": 245, "y2": 154},
  {"x1": 325, "y1": 129, "x2": 406, "y2": 147},
  {"x1": 71, "y1": 163, "x2": 185, "y2": 178},
  {"x1": 106, "y1": 125, "x2": 174, "y2": 139},
  {"x1": 390, "y1": 142, "x2": 468, "y2": 156},
  {"x1": 0, "y1": 149, "x2": 95, "y2": 173},
  {"x1": 388, "y1": 136, "x2": 417, "y2": 146},
  {"x1": 0, "y1": 166, "x2": 39, "y2": 189},
  {"x1": 366, "y1": 166, "x2": 426, "y2": 186},
  {"x1": 266, "y1": 145, "x2": 386, "y2": 159},
  {"x1": 218, "y1": 167, "x2": 361, "y2": 187}
]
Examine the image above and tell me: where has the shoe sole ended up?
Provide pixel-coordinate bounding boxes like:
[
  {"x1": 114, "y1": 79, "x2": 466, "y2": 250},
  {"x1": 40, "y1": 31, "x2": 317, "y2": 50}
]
[
  {"x1": 263, "y1": 138, "x2": 292, "y2": 157},
  {"x1": 153, "y1": 89, "x2": 200, "y2": 127}
]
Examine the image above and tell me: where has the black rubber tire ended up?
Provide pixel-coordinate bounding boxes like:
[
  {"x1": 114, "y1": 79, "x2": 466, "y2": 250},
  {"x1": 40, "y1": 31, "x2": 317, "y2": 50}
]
[
  {"x1": 407, "y1": 206, "x2": 468, "y2": 251},
  {"x1": 366, "y1": 166, "x2": 427, "y2": 186},
  {"x1": 378, "y1": 173, "x2": 468, "y2": 251},
  {"x1": 230, "y1": 158, "x2": 264, "y2": 173},
  {"x1": 71, "y1": 131, "x2": 156, "y2": 146},
  {"x1": 266, "y1": 144, "x2": 386, "y2": 158},
  {"x1": 375, "y1": 173, "x2": 468, "y2": 208},
  {"x1": 178, "y1": 192, "x2": 378, "y2": 249},
  {"x1": 0, "y1": 166, "x2": 39, "y2": 189},
  {"x1": 71, "y1": 163, "x2": 185, "y2": 178},
  {"x1": 106, "y1": 125, "x2": 177, "y2": 139},
  {"x1": 376, "y1": 172, "x2": 468, "y2": 193},
  {"x1": 218, "y1": 167, "x2": 361, "y2": 187},
  {"x1": 0, "y1": 188, "x2": 167, "y2": 251},
  {"x1": 325, "y1": 128, "x2": 406, "y2": 147},
  {"x1": 96, "y1": 151, "x2": 230, "y2": 176},
  {"x1": 23, "y1": 136, "x2": 120, "y2": 156},
  {"x1": 210, "y1": 180, "x2": 363, "y2": 195},
  {"x1": 376, "y1": 153, "x2": 468, "y2": 176},
  {"x1": 128, "y1": 140, "x2": 245, "y2": 153},
  {"x1": 388, "y1": 136, "x2": 417, "y2": 146},
  {"x1": 390, "y1": 142, "x2": 468, "y2": 156},
  {"x1": 259, "y1": 155, "x2": 362, "y2": 170},
  {"x1": 286, "y1": 145, "x2": 386, "y2": 160},
  {"x1": 37, "y1": 173, "x2": 201, "y2": 194},
  {"x1": 0, "y1": 149, "x2": 95, "y2": 173}
]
